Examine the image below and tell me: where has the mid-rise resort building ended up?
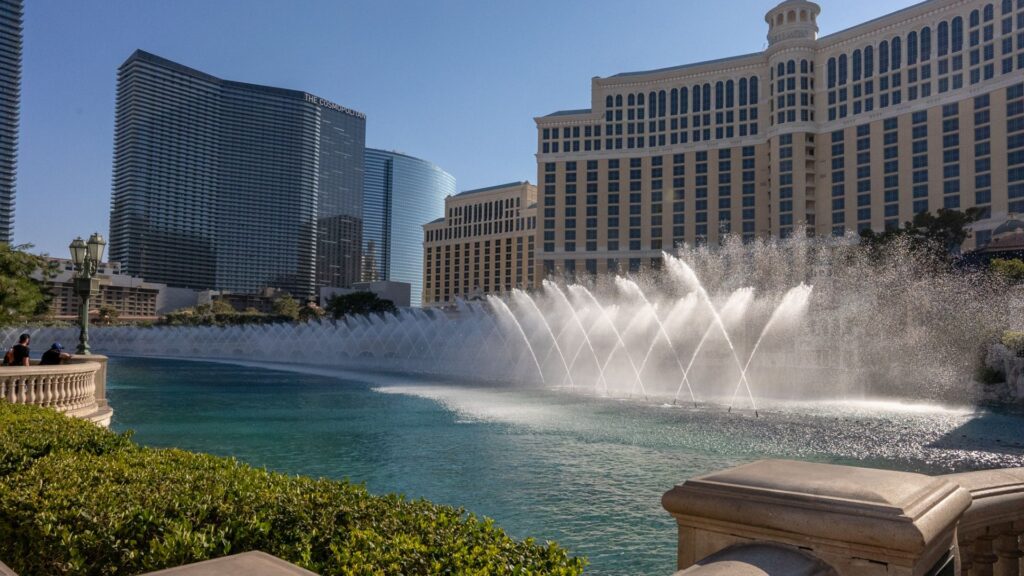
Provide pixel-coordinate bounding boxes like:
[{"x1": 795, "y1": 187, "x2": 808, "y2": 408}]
[
  {"x1": 0, "y1": 0, "x2": 22, "y2": 243},
  {"x1": 109, "y1": 50, "x2": 366, "y2": 297},
  {"x1": 363, "y1": 149, "x2": 456, "y2": 306},
  {"x1": 533, "y1": 0, "x2": 1024, "y2": 277},
  {"x1": 422, "y1": 182, "x2": 537, "y2": 306}
]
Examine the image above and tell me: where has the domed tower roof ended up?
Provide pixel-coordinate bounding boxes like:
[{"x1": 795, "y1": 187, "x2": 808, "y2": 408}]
[
  {"x1": 993, "y1": 217, "x2": 1024, "y2": 238},
  {"x1": 765, "y1": 0, "x2": 821, "y2": 46}
]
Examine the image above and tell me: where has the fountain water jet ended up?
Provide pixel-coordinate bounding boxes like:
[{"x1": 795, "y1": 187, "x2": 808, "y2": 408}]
[
  {"x1": 511, "y1": 290, "x2": 577, "y2": 389},
  {"x1": 726, "y1": 284, "x2": 814, "y2": 411},
  {"x1": 542, "y1": 281, "x2": 609, "y2": 393},
  {"x1": 486, "y1": 296, "x2": 546, "y2": 384}
]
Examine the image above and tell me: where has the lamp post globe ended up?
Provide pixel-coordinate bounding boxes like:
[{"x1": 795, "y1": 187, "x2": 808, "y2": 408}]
[{"x1": 69, "y1": 237, "x2": 87, "y2": 266}]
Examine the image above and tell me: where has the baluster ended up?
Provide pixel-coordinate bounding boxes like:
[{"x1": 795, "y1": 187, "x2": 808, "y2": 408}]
[
  {"x1": 961, "y1": 536, "x2": 977, "y2": 576},
  {"x1": 54, "y1": 375, "x2": 65, "y2": 409},
  {"x1": 25, "y1": 376, "x2": 35, "y2": 404},
  {"x1": 0, "y1": 377, "x2": 6, "y2": 402},
  {"x1": 975, "y1": 534, "x2": 999, "y2": 576},
  {"x1": 41, "y1": 375, "x2": 51, "y2": 405},
  {"x1": 995, "y1": 530, "x2": 1022, "y2": 576}
]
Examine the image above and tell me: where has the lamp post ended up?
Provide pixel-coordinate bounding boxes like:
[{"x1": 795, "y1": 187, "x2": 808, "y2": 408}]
[{"x1": 69, "y1": 233, "x2": 106, "y2": 355}]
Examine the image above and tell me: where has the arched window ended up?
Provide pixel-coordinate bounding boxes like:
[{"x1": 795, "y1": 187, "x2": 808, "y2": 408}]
[
  {"x1": 952, "y1": 17, "x2": 963, "y2": 52},
  {"x1": 749, "y1": 77, "x2": 759, "y2": 104},
  {"x1": 853, "y1": 49, "x2": 862, "y2": 81},
  {"x1": 892, "y1": 37, "x2": 902, "y2": 69},
  {"x1": 787, "y1": 59, "x2": 796, "y2": 75},
  {"x1": 983, "y1": 3, "x2": 994, "y2": 21},
  {"x1": 739, "y1": 78, "x2": 748, "y2": 106},
  {"x1": 702, "y1": 84, "x2": 711, "y2": 112},
  {"x1": 606, "y1": 95, "x2": 614, "y2": 108},
  {"x1": 692, "y1": 85, "x2": 701, "y2": 112},
  {"x1": 787, "y1": 9, "x2": 796, "y2": 22},
  {"x1": 776, "y1": 13, "x2": 784, "y2": 26},
  {"x1": 879, "y1": 40, "x2": 889, "y2": 73},
  {"x1": 777, "y1": 62, "x2": 785, "y2": 78},
  {"x1": 670, "y1": 89, "x2": 678, "y2": 115},
  {"x1": 938, "y1": 21, "x2": 949, "y2": 56},
  {"x1": 864, "y1": 46, "x2": 874, "y2": 78},
  {"x1": 637, "y1": 92, "x2": 645, "y2": 107},
  {"x1": 715, "y1": 81, "x2": 724, "y2": 109},
  {"x1": 615, "y1": 94, "x2": 623, "y2": 107},
  {"x1": 838, "y1": 54, "x2": 848, "y2": 85},
  {"x1": 907, "y1": 31, "x2": 918, "y2": 65},
  {"x1": 920, "y1": 26, "x2": 931, "y2": 61},
  {"x1": 827, "y1": 57, "x2": 837, "y2": 88},
  {"x1": 800, "y1": 59, "x2": 809, "y2": 74},
  {"x1": 726, "y1": 80, "x2": 734, "y2": 108},
  {"x1": 1003, "y1": 0, "x2": 1013, "y2": 14},
  {"x1": 658, "y1": 90, "x2": 666, "y2": 117},
  {"x1": 648, "y1": 91, "x2": 656, "y2": 113},
  {"x1": 680, "y1": 87, "x2": 688, "y2": 113},
  {"x1": 628, "y1": 93, "x2": 635, "y2": 106},
  {"x1": 970, "y1": 10, "x2": 979, "y2": 27}
]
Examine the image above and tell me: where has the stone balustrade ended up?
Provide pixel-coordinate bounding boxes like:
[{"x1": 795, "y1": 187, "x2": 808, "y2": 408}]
[
  {"x1": 942, "y1": 468, "x2": 1024, "y2": 576},
  {"x1": 0, "y1": 355, "x2": 112, "y2": 426},
  {"x1": 665, "y1": 460, "x2": 1024, "y2": 576}
]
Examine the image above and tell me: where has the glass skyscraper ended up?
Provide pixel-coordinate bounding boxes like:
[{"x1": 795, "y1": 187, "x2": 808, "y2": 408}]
[
  {"x1": 109, "y1": 50, "x2": 366, "y2": 297},
  {"x1": 363, "y1": 149, "x2": 455, "y2": 306},
  {"x1": 0, "y1": 0, "x2": 22, "y2": 243}
]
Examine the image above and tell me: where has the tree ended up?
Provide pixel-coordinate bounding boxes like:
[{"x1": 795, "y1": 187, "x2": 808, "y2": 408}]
[
  {"x1": 859, "y1": 208, "x2": 982, "y2": 259},
  {"x1": 992, "y1": 258, "x2": 1024, "y2": 284},
  {"x1": 97, "y1": 305, "x2": 119, "y2": 325},
  {"x1": 0, "y1": 244, "x2": 53, "y2": 326},
  {"x1": 209, "y1": 299, "x2": 236, "y2": 316},
  {"x1": 325, "y1": 291, "x2": 397, "y2": 319},
  {"x1": 272, "y1": 294, "x2": 300, "y2": 320}
]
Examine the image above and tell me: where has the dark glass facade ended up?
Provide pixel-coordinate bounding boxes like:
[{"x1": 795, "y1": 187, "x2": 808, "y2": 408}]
[
  {"x1": 316, "y1": 104, "x2": 366, "y2": 289},
  {"x1": 109, "y1": 50, "x2": 365, "y2": 296},
  {"x1": 0, "y1": 0, "x2": 21, "y2": 243},
  {"x1": 363, "y1": 149, "x2": 455, "y2": 306}
]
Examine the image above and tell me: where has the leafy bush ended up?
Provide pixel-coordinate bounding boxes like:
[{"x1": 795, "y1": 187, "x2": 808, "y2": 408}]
[
  {"x1": 0, "y1": 403, "x2": 584, "y2": 575},
  {"x1": 1003, "y1": 330, "x2": 1024, "y2": 357}
]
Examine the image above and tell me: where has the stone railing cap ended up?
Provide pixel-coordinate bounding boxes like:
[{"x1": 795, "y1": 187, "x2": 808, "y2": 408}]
[
  {"x1": 140, "y1": 551, "x2": 318, "y2": 576},
  {"x1": 663, "y1": 459, "x2": 972, "y2": 553}
]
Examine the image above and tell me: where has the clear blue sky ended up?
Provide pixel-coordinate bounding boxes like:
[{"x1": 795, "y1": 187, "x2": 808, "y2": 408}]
[{"x1": 16, "y1": 0, "x2": 917, "y2": 257}]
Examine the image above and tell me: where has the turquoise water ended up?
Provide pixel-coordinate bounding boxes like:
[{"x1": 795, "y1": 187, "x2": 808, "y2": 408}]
[{"x1": 107, "y1": 357, "x2": 1024, "y2": 575}]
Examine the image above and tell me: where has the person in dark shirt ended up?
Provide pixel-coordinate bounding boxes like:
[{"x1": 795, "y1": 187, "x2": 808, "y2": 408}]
[
  {"x1": 5, "y1": 332, "x2": 30, "y2": 362},
  {"x1": 40, "y1": 343, "x2": 72, "y2": 366}
]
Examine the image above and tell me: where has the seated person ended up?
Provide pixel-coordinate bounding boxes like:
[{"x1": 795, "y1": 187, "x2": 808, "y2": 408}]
[{"x1": 39, "y1": 343, "x2": 73, "y2": 366}]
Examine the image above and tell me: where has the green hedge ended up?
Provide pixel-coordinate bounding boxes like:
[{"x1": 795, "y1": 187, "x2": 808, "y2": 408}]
[{"x1": 0, "y1": 403, "x2": 584, "y2": 575}]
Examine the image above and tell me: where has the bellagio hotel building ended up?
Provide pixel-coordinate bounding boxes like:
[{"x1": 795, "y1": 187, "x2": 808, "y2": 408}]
[{"x1": 534, "y1": 0, "x2": 1024, "y2": 278}]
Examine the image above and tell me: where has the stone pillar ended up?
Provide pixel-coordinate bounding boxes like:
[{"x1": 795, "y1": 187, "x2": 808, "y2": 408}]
[
  {"x1": 75, "y1": 354, "x2": 108, "y2": 408},
  {"x1": 663, "y1": 459, "x2": 972, "y2": 576}
]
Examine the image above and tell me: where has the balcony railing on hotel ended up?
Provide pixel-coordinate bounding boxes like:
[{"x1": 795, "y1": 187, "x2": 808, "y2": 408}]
[
  {"x1": 664, "y1": 460, "x2": 1024, "y2": 576},
  {"x1": 0, "y1": 356, "x2": 112, "y2": 427}
]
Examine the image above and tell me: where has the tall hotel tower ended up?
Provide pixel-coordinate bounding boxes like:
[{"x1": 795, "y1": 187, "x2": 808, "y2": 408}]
[
  {"x1": 536, "y1": 0, "x2": 1024, "y2": 277},
  {"x1": 0, "y1": 0, "x2": 22, "y2": 243},
  {"x1": 109, "y1": 50, "x2": 365, "y2": 297},
  {"x1": 363, "y1": 149, "x2": 455, "y2": 306}
]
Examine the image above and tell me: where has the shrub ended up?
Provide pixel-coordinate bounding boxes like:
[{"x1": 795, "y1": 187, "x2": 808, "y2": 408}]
[
  {"x1": 0, "y1": 403, "x2": 584, "y2": 575},
  {"x1": 1003, "y1": 330, "x2": 1024, "y2": 357}
]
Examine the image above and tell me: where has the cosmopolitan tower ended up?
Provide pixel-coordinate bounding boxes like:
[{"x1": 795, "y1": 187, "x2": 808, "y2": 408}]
[
  {"x1": 363, "y1": 148, "x2": 455, "y2": 306},
  {"x1": 109, "y1": 50, "x2": 366, "y2": 296},
  {"x1": 0, "y1": 0, "x2": 22, "y2": 243}
]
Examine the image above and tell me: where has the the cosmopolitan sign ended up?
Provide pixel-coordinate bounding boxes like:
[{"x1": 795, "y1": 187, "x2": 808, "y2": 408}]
[{"x1": 304, "y1": 93, "x2": 366, "y2": 119}]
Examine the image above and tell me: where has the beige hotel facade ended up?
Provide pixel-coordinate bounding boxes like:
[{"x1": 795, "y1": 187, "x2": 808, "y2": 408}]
[
  {"x1": 425, "y1": 0, "x2": 1024, "y2": 304},
  {"x1": 423, "y1": 182, "x2": 537, "y2": 305}
]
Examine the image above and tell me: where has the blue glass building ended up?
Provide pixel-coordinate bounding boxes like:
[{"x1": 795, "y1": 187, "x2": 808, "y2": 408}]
[
  {"x1": 363, "y1": 149, "x2": 455, "y2": 306},
  {"x1": 109, "y1": 50, "x2": 366, "y2": 296},
  {"x1": 0, "y1": 0, "x2": 22, "y2": 243}
]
